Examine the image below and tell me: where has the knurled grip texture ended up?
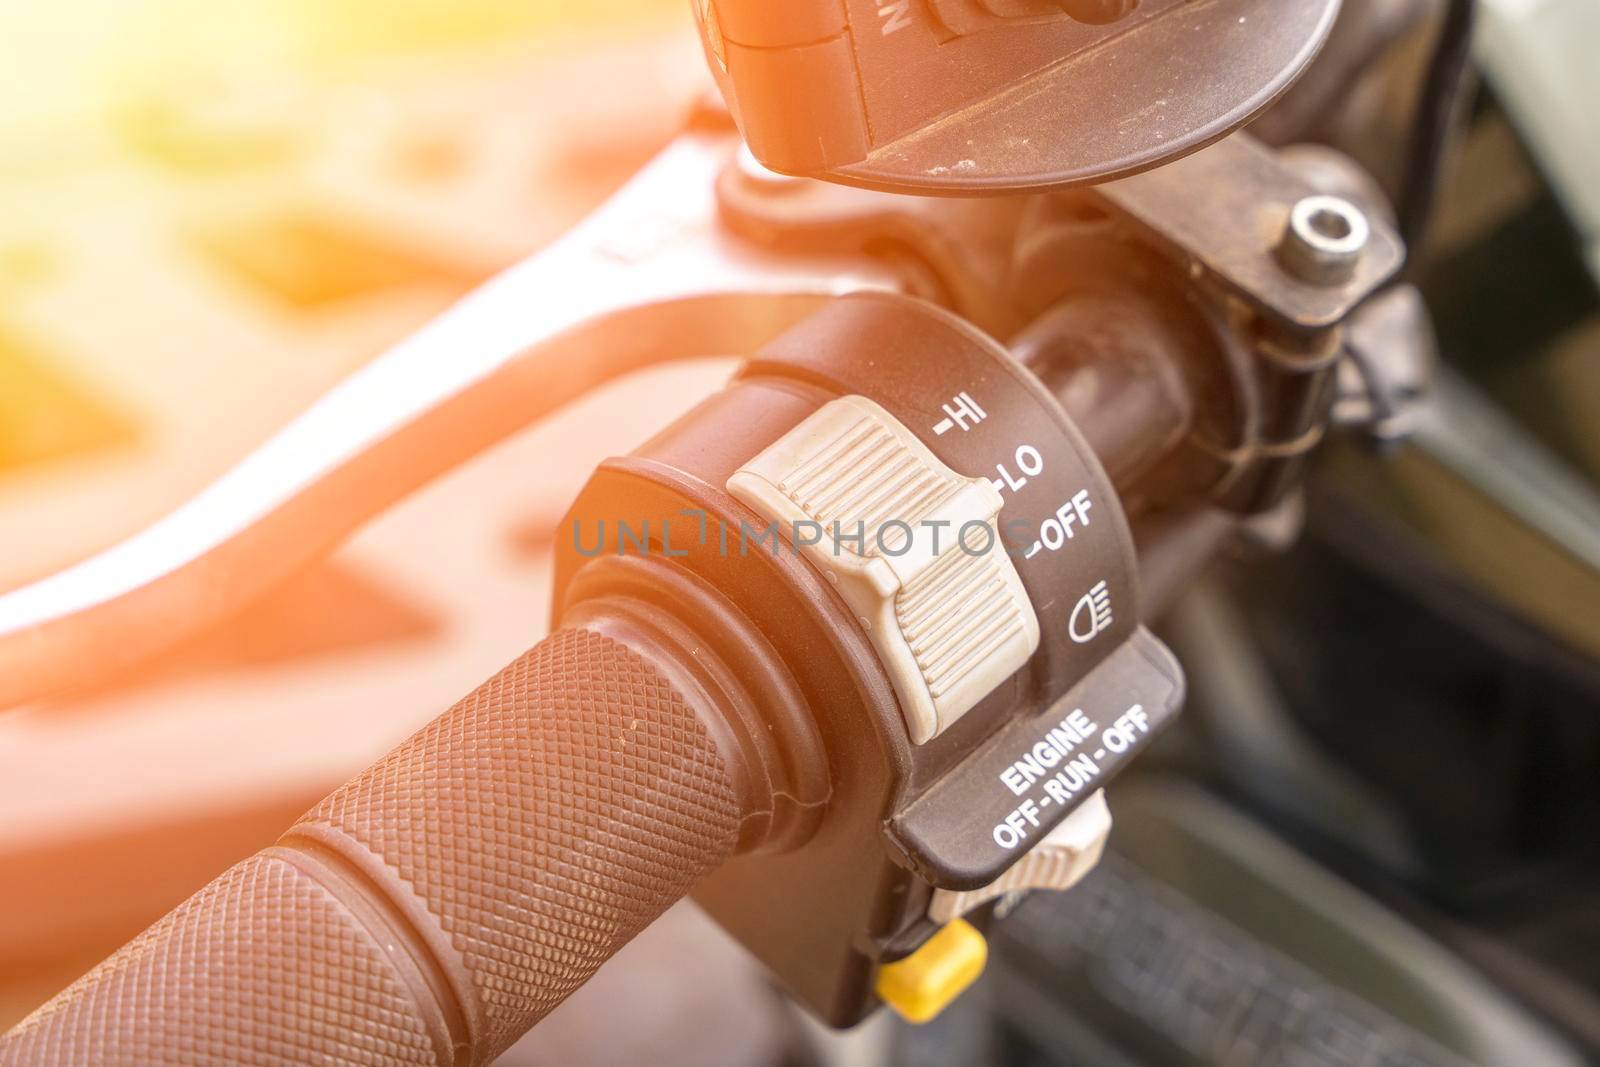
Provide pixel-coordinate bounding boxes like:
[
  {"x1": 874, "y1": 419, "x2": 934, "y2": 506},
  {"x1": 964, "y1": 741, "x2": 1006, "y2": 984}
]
[{"x1": 1, "y1": 626, "x2": 744, "y2": 1066}]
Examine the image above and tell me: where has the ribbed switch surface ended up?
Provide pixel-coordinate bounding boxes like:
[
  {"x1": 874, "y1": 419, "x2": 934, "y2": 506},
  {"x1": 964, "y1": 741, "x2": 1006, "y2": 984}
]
[
  {"x1": 728, "y1": 395, "x2": 1039, "y2": 743},
  {"x1": 927, "y1": 790, "x2": 1111, "y2": 923}
]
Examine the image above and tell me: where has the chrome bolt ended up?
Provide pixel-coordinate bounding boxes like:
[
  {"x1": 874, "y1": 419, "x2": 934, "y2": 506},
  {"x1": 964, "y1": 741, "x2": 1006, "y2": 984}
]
[{"x1": 1277, "y1": 195, "x2": 1369, "y2": 286}]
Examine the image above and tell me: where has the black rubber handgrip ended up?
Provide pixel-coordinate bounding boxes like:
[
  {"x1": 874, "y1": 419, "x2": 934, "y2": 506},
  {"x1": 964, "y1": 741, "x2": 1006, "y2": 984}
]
[{"x1": 0, "y1": 627, "x2": 744, "y2": 1066}]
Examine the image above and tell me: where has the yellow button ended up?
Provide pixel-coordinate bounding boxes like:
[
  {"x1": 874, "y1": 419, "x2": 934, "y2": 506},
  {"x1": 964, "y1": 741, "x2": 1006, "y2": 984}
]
[{"x1": 874, "y1": 919, "x2": 988, "y2": 1024}]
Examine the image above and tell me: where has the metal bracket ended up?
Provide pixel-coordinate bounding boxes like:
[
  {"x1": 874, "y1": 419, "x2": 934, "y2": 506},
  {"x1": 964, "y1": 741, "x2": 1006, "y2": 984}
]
[
  {"x1": 0, "y1": 129, "x2": 902, "y2": 708},
  {"x1": 1090, "y1": 133, "x2": 1404, "y2": 329}
]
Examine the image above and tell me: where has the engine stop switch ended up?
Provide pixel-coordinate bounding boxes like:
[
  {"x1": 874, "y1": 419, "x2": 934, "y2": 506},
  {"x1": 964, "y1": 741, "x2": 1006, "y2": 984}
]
[
  {"x1": 927, "y1": 789, "x2": 1111, "y2": 923},
  {"x1": 729, "y1": 395, "x2": 1040, "y2": 744}
]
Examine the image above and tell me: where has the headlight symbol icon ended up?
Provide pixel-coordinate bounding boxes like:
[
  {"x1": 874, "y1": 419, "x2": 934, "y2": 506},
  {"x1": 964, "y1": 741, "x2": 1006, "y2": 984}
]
[{"x1": 1069, "y1": 580, "x2": 1113, "y2": 644}]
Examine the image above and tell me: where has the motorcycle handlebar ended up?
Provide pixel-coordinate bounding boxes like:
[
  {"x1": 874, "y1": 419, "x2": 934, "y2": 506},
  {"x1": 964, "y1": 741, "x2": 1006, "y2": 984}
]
[{"x1": 0, "y1": 625, "x2": 745, "y2": 1067}]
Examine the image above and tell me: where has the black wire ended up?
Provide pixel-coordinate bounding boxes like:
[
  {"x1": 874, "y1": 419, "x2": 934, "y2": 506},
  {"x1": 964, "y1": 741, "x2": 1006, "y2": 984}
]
[{"x1": 1397, "y1": 0, "x2": 1480, "y2": 252}]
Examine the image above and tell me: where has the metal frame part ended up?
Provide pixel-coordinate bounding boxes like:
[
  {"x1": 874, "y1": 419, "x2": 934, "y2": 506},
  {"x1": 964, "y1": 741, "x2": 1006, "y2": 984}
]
[{"x1": 0, "y1": 130, "x2": 902, "y2": 708}]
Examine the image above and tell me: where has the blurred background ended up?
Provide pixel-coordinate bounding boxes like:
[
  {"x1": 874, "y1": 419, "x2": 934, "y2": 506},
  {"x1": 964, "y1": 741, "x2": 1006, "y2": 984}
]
[
  {"x1": 0, "y1": 2, "x2": 755, "y2": 1057},
  {"x1": 1, "y1": 1, "x2": 1598, "y2": 1064}
]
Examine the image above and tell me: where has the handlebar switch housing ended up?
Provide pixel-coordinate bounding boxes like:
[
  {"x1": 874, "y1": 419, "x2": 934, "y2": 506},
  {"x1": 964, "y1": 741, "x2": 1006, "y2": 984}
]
[{"x1": 552, "y1": 292, "x2": 1184, "y2": 1024}]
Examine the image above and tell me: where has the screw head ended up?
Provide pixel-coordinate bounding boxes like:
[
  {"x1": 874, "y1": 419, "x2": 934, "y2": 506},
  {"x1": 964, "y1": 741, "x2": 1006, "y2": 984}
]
[{"x1": 1277, "y1": 195, "x2": 1370, "y2": 286}]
